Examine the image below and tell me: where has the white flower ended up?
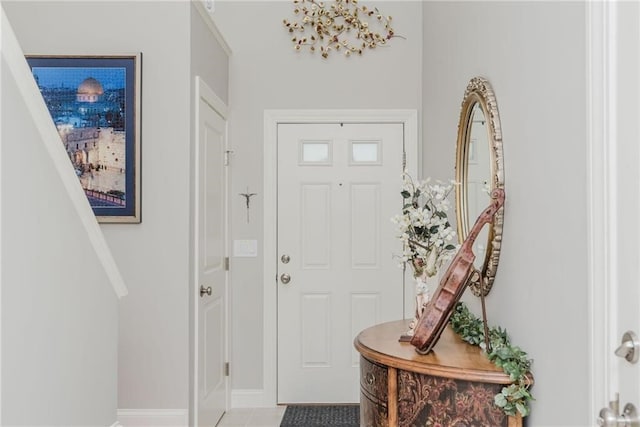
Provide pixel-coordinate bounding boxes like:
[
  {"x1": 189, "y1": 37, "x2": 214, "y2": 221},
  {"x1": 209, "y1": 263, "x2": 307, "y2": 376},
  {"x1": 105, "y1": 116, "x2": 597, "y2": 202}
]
[{"x1": 392, "y1": 172, "x2": 459, "y2": 278}]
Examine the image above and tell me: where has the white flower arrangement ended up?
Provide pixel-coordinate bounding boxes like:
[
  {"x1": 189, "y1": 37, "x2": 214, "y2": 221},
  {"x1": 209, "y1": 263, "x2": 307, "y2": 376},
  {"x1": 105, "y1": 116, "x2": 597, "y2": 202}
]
[{"x1": 391, "y1": 173, "x2": 458, "y2": 279}]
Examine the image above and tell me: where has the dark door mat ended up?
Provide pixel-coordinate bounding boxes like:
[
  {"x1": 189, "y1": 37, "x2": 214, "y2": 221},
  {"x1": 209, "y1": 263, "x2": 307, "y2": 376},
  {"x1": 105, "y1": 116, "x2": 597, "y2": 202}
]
[{"x1": 280, "y1": 404, "x2": 360, "y2": 426}]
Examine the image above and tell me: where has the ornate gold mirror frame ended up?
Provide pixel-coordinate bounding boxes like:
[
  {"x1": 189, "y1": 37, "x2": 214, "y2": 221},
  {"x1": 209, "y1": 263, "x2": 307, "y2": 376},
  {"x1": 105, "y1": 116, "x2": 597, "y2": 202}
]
[{"x1": 455, "y1": 77, "x2": 504, "y2": 296}]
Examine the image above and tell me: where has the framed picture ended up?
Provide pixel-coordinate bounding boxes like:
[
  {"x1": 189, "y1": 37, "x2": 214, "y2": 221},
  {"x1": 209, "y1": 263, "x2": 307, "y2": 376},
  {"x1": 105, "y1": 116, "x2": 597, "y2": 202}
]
[{"x1": 26, "y1": 54, "x2": 141, "y2": 223}]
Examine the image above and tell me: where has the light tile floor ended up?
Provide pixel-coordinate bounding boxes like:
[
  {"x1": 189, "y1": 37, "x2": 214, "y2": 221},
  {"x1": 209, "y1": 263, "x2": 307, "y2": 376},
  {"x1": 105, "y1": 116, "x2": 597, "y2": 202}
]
[{"x1": 216, "y1": 407, "x2": 287, "y2": 427}]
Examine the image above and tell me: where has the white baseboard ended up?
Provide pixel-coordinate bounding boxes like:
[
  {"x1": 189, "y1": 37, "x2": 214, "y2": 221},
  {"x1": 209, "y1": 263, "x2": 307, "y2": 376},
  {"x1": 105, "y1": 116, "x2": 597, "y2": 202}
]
[
  {"x1": 231, "y1": 389, "x2": 274, "y2": 408},
  {"x1": 117, "y1": 409, "x2": 188, "y2": 427}
]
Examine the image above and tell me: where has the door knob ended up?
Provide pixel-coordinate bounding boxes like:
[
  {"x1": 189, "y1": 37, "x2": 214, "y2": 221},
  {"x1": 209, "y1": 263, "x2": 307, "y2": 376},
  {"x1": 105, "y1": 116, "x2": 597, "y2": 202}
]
[
  {"x1": 280, "y1": 274, "x2": 291, "y2": 284},
  {"x1": 615, "y1": 331, "x2": 639, "y2": 364},
  {"x1": 597, "y1": 395, "x2": 639, "y2": 427},
  {"x1": 200, "y1": 285, "x2": 212, "y2": 297}
]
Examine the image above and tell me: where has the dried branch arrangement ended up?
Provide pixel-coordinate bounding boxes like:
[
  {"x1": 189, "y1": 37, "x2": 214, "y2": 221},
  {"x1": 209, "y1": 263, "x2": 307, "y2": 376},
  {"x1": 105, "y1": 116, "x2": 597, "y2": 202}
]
[{"x1": 283, "y1": 0, "x2": 400, "y2": 58}]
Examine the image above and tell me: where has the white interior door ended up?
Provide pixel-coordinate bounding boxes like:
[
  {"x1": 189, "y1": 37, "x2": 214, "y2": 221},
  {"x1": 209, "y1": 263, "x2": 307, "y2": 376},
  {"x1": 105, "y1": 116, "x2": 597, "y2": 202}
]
[
  {"x1": 277, "y1": 122, "x2": 405, "y2": 403},
  {"x1": 607, "y1": 1, "x2": 640, "y2": 419},
  {"x1": 195, "y1": 78, "x2": 228, "y2": 426},
  {"x1": 591, "y1": 2, "x2": 640, "y2": 424}
]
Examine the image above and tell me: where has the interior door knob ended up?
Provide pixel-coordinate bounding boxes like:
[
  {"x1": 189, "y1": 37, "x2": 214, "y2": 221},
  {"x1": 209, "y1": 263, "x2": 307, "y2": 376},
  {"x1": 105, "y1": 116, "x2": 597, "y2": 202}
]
[
  {"x1": 615, "y1": 331, "x2": 639, "y2": 363},
  {"x1": 597, "y1": 407, "x2": 618, "y2": 427},
  {"x1": 200, "y1": 285, "x2": 212, "y2": 297},
  {"x1": 280, "y1": 274, "x2": 291, "y2": 284},
  {"x1": 597, "y1": 397, "x2": 639, "y2": 427}
]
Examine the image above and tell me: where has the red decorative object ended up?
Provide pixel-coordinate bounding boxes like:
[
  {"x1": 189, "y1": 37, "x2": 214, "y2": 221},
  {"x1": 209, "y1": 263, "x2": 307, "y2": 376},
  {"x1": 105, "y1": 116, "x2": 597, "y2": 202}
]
[{"x1": 410, "y1": 188, "x2": 505, "y2": 354}]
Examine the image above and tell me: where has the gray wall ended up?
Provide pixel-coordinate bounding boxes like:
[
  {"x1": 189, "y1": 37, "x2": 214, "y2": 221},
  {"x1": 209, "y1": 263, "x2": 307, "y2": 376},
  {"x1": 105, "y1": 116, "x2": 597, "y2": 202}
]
[
  {"x1": 191, "y1": 4, "x2": 230, "y2": 106},
  {"x1": 217, "y1": 0, "x2": 590, "y2": 424},
  {"x1": 422, "y1": 2, "x2": 588, "y2": 426},
  {"x1": 3, "y1": 1, "x2": 592, "y2": 423},
  {"x1": 3, "y1": 0, "x2": 194, "y2": 410},
  {"x1": 1, "y1": 26, "x2": 118, "y2": 425},
  {"x1": 212, "y1": 1, "x2": 424, "y2": 391}
]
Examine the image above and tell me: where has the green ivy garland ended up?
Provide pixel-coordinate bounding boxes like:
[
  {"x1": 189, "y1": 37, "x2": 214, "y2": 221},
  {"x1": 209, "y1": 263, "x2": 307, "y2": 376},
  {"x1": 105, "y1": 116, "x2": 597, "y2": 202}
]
[{"x1": 449, "y1": 302, "x2": 534, "y2": 417}]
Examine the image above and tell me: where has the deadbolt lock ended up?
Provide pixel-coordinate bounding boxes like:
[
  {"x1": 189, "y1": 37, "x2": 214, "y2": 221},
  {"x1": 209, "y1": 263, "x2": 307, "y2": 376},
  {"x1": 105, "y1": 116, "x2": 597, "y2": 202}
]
[{"x1": 615, "y1": 331, "x2": 640, "y2": 364}]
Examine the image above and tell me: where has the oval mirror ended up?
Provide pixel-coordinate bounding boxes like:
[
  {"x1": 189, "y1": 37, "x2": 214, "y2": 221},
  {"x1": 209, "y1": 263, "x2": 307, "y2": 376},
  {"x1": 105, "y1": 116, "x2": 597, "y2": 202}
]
[{"x1": 455, "y1": 77, "x2": 504, "y2": 296}]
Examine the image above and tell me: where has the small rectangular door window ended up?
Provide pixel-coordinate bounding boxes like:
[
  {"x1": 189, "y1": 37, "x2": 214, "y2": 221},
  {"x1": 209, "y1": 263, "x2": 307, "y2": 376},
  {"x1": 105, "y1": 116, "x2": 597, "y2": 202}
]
[
  {"x1": 350, "y1": 140, "x2": 381, "y2": 164},
  {"x1": 300, "y1": 140, "x2": 332, "y2": 165}
]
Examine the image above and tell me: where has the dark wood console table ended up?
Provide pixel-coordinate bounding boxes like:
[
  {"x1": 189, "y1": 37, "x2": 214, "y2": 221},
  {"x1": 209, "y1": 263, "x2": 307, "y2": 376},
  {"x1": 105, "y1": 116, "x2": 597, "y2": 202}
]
[{"x1": 354, "y1": 320, "x2": 525, "y2": 427}]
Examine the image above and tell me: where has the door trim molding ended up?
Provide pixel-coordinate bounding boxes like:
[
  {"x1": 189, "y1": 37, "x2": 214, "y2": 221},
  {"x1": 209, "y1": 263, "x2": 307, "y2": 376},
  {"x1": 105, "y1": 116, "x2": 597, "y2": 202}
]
[
  {"x1": 263, "y1": 109, "x2": 419, "y2": 405},
  {"x1": 587, "y1": 2, "x2": 616, "y2": 424}
]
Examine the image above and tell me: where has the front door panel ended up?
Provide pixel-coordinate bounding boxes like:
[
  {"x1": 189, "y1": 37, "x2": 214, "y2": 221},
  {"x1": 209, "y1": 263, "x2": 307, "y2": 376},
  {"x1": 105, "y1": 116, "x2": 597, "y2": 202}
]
[{"x1": 277, "y1": 122, "x2": 405, "y2": 403}]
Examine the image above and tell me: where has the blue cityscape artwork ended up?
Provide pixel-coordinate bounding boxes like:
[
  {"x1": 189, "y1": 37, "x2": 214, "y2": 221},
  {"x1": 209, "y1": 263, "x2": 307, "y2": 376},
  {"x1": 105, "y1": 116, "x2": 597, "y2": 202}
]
[{"x1": 27, "y1": 56, "x2": 138, "y2": 221}]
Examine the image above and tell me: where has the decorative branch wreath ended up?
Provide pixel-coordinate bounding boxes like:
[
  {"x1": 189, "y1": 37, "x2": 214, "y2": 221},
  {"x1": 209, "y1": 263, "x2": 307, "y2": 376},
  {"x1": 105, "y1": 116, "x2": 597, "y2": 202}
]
[{"x1": 283, "y1": 0, "x2": 401, "y2": 58}]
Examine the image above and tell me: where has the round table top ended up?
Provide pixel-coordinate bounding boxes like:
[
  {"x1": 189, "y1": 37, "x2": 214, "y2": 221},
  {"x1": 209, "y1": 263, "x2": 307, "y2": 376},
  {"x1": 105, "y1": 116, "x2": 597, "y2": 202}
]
[{"x1": 354, "y1": 320, "x2": 516, "y2": 384}]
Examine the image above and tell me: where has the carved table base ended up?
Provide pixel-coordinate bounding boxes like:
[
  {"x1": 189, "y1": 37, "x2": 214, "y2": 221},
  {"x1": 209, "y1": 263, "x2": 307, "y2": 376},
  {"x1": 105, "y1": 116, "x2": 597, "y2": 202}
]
[{"x1": 354, "y1": 320, "x2": 528, "y2": 427}]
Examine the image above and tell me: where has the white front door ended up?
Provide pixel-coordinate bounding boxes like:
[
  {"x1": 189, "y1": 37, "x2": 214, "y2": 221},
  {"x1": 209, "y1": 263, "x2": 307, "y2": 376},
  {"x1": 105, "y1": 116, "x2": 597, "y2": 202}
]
[
  {"x1": 195, "y1": 78, "x2": 228, "y2": 426},
  {"x1": 276, "y1": 122, "x2": 406, "y2": 403}
]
